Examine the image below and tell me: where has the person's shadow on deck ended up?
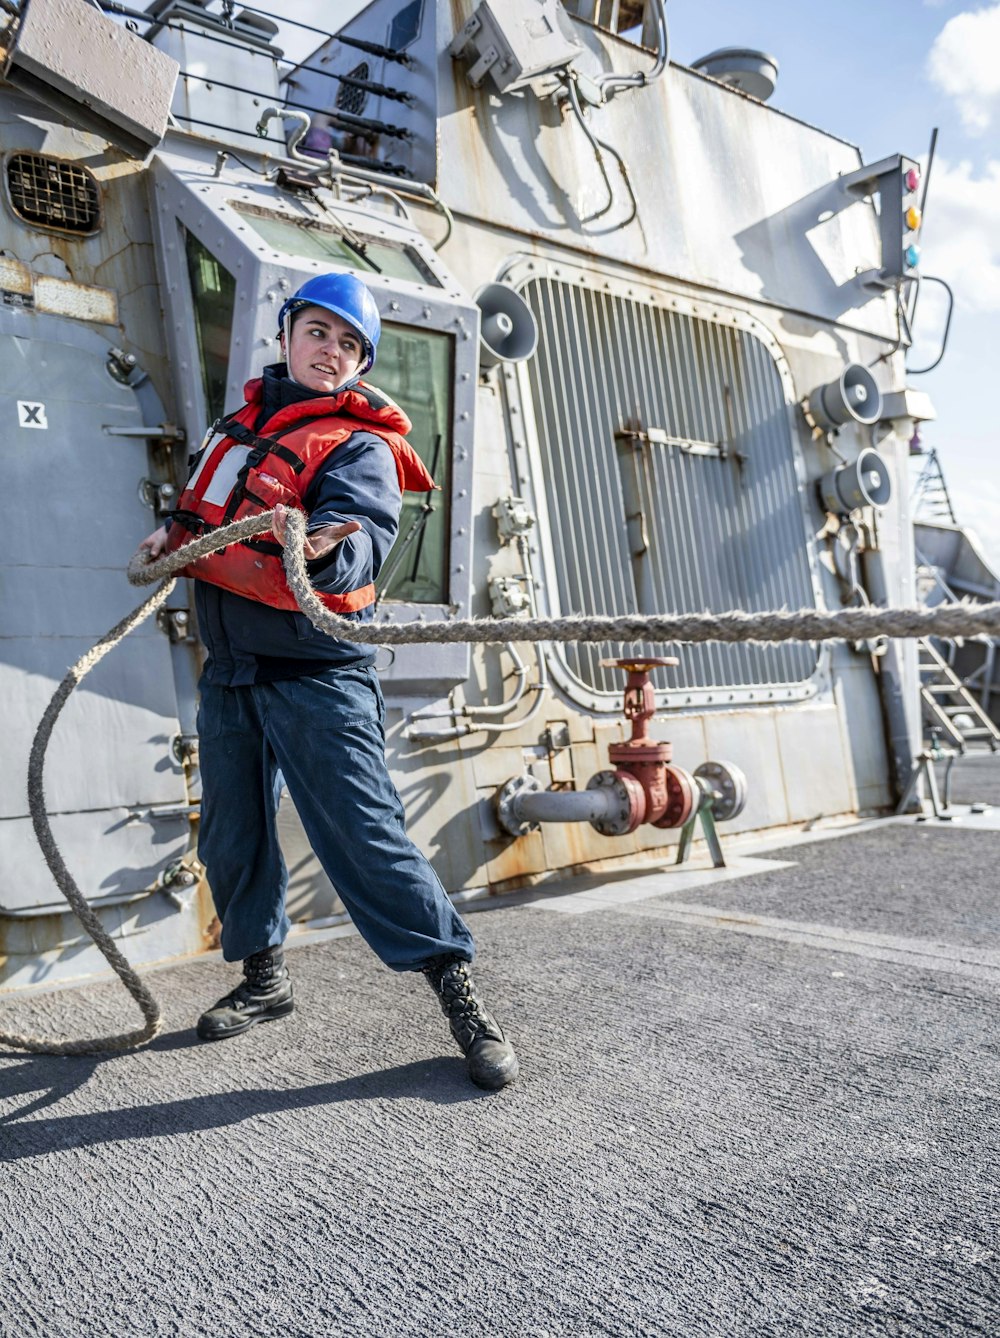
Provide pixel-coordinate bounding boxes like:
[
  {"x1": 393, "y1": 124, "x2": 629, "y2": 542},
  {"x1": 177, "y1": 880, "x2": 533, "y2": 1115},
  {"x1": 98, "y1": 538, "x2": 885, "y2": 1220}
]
[{"x1": 0, "y1": 1040, "x2": 497, "y2": 1162}]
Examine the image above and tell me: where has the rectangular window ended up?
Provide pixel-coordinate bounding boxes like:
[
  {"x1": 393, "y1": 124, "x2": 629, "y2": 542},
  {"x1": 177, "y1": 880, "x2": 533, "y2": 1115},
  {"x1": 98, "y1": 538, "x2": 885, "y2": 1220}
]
[
  {"x1": 372, "y1": 325, "x2": 452, "y2": 604},
  {"x1": 230, "y1": 204, "x2": 441, "y2": 288},
  {"x1": 182, "y1": 226, "x2": 236, "y2": 423}
]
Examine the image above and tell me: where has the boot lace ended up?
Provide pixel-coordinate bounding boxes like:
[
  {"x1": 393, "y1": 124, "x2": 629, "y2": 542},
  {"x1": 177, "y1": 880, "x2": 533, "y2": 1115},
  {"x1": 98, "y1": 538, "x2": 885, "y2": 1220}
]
[
  {"x1": 428, "y1": 961, "x2": 502, "y2": 1048},
  {"x1": 243, "y1": 947, "x2": 285, "y2": 990}
]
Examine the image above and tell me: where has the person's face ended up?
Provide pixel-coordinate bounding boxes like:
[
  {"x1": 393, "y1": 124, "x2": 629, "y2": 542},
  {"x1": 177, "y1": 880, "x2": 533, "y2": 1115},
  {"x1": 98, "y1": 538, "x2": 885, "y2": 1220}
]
[{"x1": 281, "y1": 305, "x2": 365, "y2": 393}]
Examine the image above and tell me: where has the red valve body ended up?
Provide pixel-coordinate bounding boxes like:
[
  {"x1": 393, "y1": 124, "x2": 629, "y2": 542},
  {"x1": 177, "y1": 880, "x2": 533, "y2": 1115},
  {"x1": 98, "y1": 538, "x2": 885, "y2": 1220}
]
[{"x1": 599, "y1": 659, "x2": 696, "y2": 831}]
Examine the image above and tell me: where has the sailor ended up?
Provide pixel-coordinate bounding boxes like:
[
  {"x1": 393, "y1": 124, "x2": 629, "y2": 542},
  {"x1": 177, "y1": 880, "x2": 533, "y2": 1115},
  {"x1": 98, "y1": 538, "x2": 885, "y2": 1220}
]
[{"x1": 140, "y1": 272, "x2": 518, "y2": 1090}]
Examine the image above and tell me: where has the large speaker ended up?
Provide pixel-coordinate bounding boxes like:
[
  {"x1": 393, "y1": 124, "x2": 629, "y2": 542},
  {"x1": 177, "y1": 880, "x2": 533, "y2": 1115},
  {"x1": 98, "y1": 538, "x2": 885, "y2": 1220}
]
[
  {"x1": 818, "y1": 448, "x2": 892, "y2": 514},
  {"x1": 475, "y1": 283, "x2": 539, "y2": 368},
  {"x1": 807, "y1": 364, "x2": 883, "y2": 430}
]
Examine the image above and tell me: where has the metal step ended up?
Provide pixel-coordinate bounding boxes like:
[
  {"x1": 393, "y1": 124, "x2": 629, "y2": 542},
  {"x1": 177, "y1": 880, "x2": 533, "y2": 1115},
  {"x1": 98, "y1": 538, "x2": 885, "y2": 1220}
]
[{"x1": 917, "y1": 636, "x2": 1000, "y2": 752}]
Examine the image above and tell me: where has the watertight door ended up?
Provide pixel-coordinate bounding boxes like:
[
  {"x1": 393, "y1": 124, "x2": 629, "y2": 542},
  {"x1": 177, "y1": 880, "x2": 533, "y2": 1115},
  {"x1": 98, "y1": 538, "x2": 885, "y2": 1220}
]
[{"x1": 0, "y1": 318, "x2": 191, "y2": 918}]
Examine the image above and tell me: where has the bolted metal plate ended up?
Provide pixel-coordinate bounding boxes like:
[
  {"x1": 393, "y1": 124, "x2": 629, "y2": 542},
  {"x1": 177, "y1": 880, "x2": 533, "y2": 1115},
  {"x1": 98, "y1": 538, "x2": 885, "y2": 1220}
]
[
  {"x1": 586, "y1": 769, "x2": 645, "y2": 836},
  {"x1": 695, "y1": 760, "x2": 749, "y2": 822},
  {"x1": 0, "y1": 322, "x2": 188, "y2": 913},
  {"x1": 496, "y1": 774, "x2": 542, "y2": 838}
]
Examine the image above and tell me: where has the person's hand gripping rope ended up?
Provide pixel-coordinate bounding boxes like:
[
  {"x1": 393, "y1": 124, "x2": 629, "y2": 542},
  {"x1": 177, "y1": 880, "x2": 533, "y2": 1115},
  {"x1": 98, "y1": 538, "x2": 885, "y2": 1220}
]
[
  {"x1": 269, "y1": 502, "x2": 361, "y2": 561},
  {"x1": 138, "y1": 504, "x2": 361, "y2": 566}
]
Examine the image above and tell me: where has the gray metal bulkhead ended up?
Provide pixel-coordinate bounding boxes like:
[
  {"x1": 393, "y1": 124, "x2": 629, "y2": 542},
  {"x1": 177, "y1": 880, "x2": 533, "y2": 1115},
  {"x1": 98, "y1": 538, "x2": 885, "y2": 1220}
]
[{"x1": 0, "y1": 311, "x2": 190, "y2": 916}]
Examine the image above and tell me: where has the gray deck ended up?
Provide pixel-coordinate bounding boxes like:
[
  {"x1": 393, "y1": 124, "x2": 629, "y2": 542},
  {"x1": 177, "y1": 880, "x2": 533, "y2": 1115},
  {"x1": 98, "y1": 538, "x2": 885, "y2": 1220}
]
[{"x1": 2, "y1": 764, "x2": 999, "y2": 1336}]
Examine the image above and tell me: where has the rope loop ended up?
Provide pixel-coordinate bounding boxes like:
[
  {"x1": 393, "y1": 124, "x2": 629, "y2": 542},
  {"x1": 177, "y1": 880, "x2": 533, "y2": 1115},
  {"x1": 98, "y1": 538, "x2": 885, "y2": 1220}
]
[{"x1": 1, "y1": 580, "x2": 176, "y2": 1055}]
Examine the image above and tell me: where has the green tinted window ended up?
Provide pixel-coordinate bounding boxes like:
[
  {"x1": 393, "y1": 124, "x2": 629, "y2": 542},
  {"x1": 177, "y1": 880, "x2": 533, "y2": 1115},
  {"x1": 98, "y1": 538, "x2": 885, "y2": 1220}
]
[
  {"x1": 183, "y1": 226, "x2": 235, "y2": 422},
  {"x1": 231, "y1": 205, "x2": 440, "y2": 288},
  {"x1": 374, "y1": 326, "x2": 452, "y2": 604}
]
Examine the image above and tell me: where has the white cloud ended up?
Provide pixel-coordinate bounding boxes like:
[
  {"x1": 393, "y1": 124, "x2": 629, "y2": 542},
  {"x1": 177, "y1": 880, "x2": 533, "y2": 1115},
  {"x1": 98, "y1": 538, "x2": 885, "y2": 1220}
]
[
  {"x1": 918, "y1": 157, "x2": 1000, "y2": 312},
  {"x1": 942, "y1": 478, "x2": 1000, "y2": 573},
  {"x1": 927, "y1": 4, "x2": 1000, "y2": 134}
]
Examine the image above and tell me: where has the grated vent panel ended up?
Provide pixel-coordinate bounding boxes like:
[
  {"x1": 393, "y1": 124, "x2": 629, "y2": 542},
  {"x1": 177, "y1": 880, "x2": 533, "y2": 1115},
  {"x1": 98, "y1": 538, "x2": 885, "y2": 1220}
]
[
  {"x1": 336, "y1": 63, "x2": 370, "y2": 117},
  {"x1": 5, "y1": 153, "x2": 101, "y2": 234},
  {"x1": 522, "y1": 277, "x2": 820, "y2": 697}
]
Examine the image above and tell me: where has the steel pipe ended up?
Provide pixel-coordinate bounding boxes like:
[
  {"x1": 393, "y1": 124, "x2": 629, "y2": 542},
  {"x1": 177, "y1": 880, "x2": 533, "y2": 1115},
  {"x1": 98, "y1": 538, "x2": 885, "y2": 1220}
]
[{"x1": 511, "y1": 787, "x2": 617, "y2": 825}]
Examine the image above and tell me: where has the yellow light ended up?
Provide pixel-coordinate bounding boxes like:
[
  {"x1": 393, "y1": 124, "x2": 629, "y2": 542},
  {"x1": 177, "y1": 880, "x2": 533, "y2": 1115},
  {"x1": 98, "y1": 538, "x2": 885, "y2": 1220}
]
[{"x1": 905, "y1": 205, "x2": 922, "y2": 231}]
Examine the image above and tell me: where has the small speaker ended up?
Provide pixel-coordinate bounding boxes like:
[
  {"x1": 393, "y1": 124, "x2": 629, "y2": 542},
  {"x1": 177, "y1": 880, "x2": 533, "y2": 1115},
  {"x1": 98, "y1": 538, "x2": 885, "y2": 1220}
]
[
  {"x1": 807, "y1": 364, "x2": 883, "y2": 430},
  {"x1": 818, "y1": 448, "x2": 893, "y2": 514},
  {"x1": 475, "y1": 283, "x2": 539, "y2": 368}
]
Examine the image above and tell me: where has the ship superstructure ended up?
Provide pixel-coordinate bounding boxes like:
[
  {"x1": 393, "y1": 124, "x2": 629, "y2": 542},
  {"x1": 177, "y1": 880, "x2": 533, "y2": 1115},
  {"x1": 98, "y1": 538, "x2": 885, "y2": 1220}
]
[{"x1": 0, "y1": 0, "x2": 947, "y2": 989}]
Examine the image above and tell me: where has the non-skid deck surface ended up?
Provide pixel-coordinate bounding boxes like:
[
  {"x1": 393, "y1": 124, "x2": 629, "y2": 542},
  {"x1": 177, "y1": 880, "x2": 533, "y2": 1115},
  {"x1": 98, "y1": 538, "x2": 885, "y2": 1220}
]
[{"x1": 2, "y1": 819, "x2": 998, "y2": 1337}]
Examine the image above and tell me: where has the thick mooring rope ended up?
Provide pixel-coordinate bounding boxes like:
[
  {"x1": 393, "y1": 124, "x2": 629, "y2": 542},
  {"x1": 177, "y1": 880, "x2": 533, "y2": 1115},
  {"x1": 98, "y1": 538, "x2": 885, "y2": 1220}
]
[
  {"x1": 129, "y1": 508, "x2": 1000, "y2": 645},
  {"x1": 7, "y1": 506, "x2": 1000, "y2": 1056},
  {"x1": 1, "y1": 580, "x2": 176, "y2": 1055}
]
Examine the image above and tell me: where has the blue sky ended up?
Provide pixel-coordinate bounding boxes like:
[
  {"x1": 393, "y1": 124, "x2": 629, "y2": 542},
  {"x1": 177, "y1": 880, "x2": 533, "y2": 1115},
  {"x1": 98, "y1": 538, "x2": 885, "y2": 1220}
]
[
  {"x1": 664, "y1": 1, "x2": 1000, "y2": 568},
  {"x1": 272, "y1": 1, "x2": 1000, "y2": 565}
]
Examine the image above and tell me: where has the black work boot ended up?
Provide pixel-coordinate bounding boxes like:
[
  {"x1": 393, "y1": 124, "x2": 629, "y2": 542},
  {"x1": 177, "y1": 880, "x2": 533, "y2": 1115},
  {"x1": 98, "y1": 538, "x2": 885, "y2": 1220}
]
[
  {"x1": 423, "y1": 957, "x2": 518, "y2": 1090},
  {"x1": 196, "y1": 945, "x2": 294, "y2": 1041}
]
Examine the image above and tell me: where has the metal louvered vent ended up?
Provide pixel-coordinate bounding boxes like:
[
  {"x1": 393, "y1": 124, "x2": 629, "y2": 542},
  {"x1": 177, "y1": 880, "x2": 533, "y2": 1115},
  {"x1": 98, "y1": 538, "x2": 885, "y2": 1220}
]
[
  {"x1": 336, "y1": 62, "x2": 370, "y2": 117},
  {"x1": 5, "y1": 153, "x2": 101, "y2": 234},
  {"x1": 520, "y1": 274, "x2": 820, "y2": 702}
]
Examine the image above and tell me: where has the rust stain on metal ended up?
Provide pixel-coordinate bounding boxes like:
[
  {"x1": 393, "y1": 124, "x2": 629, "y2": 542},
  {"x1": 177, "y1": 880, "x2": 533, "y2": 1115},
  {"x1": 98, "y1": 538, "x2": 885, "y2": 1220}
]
[
  {"x1": 192, "y1": 848, "x2": 222, "y2": 951},
  {"x1": 551, "y1": 817, "x2": 605, "y2": 870},
  {"x1": 35, "y1": 273, "x2": 118, "y2": 323},
  {"x1": 448, "y1": 0, "x2": 473, "y2": 42},
  {"x1": 202, "y1": 913, "x2": 222, "y2": 951},
  {"x1": 447, "y1": 2, "x2": 489, "y2": 140},
  {"x1": 483, "y1": 822, "x2": 548, "y2": 886},
  {"x1": 487, "y1": 868, "x2": 549, "y2": 898},
  {"x1": 0, "y1": 256, "x2": 31, "y2": 292}
]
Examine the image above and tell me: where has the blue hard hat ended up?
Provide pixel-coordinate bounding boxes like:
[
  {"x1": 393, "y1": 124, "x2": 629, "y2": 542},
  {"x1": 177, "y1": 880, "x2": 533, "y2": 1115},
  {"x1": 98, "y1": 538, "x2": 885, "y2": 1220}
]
[{"x1": 277, "y1": 272, "x2": 381, "y2": 373}]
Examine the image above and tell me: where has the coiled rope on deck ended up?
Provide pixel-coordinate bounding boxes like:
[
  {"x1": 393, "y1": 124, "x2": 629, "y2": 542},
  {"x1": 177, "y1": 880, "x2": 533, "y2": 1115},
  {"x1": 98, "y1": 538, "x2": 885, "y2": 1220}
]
[{"x1": 6, "y1": 506, "x2": 1000, "y2": 1056}]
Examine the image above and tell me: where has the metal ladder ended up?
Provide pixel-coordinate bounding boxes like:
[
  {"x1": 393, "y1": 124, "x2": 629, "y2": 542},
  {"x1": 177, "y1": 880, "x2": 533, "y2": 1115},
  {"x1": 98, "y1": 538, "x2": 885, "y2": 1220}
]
[
  {"x1": 911, "y1": 447, "x2": 957, "y2": 523},
  {"x1": 918, "y1": 639, "x2": 1000, "y2": 753}
]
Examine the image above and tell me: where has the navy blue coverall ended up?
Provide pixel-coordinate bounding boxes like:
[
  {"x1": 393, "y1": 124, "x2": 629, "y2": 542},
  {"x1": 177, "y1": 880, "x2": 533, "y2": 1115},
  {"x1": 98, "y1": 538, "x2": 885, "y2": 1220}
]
[{"x1": 193, "y1": 365, "x2": 475, "y2": 968}]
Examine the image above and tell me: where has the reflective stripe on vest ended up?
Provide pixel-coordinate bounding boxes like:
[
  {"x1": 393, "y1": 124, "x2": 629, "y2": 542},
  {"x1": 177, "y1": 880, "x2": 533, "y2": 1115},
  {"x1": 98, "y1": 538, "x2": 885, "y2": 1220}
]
[{"x1": 164, "y1": 382, "x2": 435, "y2": 615}]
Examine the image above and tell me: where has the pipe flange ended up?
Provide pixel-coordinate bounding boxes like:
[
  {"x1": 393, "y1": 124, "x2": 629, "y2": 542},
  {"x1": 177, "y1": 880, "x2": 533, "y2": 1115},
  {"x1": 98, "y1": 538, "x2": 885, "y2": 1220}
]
[
  {"x1": 587, "y1": 769, "x2": 645, "y2": 836},
  {"x1": 653, "y1": 764, "x2": 698, "y2": 829},
  {"x1": 495, "y1": 774, "x2": 542, "y2": 837},
  {"x1": 694, "y1": 760, "x2": 749, "y2": 821}
]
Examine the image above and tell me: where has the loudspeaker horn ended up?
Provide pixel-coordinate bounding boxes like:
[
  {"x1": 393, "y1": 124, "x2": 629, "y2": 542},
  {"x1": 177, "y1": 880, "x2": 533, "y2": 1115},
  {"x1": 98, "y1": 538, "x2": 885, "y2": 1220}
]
[
  {"x1": 475, "y1": 283, "x2": 539, "y2": 368},
  {"x1": 818, "y1": 448, "x2": 892, "y2": 515},
  {"x1": 807, "y1": 364, "x2": 883, "y2": 430}
]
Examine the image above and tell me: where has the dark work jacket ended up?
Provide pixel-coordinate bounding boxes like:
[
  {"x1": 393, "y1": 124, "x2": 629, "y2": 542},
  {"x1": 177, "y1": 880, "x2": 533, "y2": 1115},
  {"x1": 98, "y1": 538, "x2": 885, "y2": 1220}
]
[{"x1": 193, "y1": 365, "x2": 401, "y2": 686}]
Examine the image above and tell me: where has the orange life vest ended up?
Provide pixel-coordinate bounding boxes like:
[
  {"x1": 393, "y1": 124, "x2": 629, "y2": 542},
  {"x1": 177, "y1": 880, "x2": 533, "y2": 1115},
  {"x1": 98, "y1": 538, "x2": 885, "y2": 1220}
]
[{"x1": 164, "y1": 378, "x2": 435, "y2": 613}]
